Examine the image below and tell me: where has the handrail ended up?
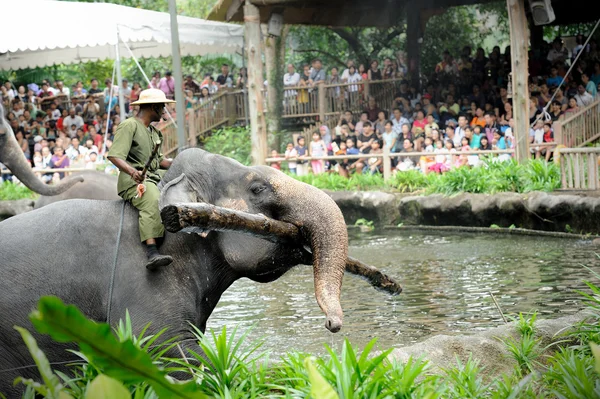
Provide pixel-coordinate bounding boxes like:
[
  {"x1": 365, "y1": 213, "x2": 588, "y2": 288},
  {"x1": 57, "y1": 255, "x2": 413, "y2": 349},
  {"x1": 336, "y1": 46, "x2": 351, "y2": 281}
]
[{"x1": 557, "y1": 99, "x2": 600, "y2": 125}]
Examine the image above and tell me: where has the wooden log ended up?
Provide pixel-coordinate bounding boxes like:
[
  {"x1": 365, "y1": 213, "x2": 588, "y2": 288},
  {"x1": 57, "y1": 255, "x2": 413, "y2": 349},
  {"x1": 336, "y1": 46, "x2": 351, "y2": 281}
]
[
  {"x1": 161, "y1": 202, "x2": 403, "y2": 294},
  {"x1": 346, "y1": 256, "x2": 402, "y2": 295},
  {"x1": 161, "y1": 203, "x2": 301, "y2": 243}
]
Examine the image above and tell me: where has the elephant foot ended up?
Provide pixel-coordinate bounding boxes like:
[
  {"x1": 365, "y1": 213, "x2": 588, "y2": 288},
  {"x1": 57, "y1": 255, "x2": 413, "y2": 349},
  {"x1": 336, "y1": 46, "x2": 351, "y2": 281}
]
[{"x1": 146, "y1": 254, "x2": 174, "y2": 271}]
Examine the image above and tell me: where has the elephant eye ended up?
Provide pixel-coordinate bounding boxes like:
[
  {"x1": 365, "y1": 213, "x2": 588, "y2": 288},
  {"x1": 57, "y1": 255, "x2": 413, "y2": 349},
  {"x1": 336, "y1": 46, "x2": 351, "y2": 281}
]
[{"x1": 251, "y1": 183, "x2": 267, "y2": 194}]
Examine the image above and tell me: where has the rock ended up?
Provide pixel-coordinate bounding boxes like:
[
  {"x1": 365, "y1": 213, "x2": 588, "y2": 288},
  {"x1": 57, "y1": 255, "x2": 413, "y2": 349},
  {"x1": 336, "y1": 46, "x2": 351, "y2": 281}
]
[
  {"x1": 390, "y1": 311, "x2": 586, "y2": 382},
  {"x1": 0, "y1": 199, "x2": 35, "y2": 219},
  {"x1": 327, "y1": 191, "x2": 399, "y2": 226}
]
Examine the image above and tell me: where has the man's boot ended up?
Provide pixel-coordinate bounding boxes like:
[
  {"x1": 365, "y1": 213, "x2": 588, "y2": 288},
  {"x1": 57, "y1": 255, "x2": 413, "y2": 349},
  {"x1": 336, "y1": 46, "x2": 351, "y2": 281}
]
[{"x1": 145, "y1": 244, "x2": 173, "y2": 271}]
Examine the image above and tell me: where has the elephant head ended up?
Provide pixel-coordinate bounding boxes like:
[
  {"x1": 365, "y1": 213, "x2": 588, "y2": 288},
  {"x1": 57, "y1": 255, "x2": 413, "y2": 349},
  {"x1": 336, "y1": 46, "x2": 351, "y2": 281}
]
[
  {"x1": 0, "y1": 104, "x2": 83, "y2": 195},
  {"x1": 159, "y1": 149, "x2": 348, "y2": 332}
]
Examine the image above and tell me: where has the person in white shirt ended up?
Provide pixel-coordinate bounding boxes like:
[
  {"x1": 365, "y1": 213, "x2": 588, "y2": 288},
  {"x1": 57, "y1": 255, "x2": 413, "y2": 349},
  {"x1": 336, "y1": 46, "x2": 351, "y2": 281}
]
[
  {"x1": 575, "y1": 84, "x2": 594, "y2": 107},
  {"x1": 283, "y1": 64, "x2": 300, "y2": 96},
  {"x1": 341, "y1": 59, "x2": 355, "y2": 82},
  {"x1": 390, "y1": 107, "x2": 410, "y2": 136},
  {"x1": 346, "y1": 66, "x2": 362, "y2": 92},
  {"x1": 453, "y1": 115, "x2": 468, "y2": 147},
  {"x1": 55, "y1": 80, "x2": 70, "y2": 97}
]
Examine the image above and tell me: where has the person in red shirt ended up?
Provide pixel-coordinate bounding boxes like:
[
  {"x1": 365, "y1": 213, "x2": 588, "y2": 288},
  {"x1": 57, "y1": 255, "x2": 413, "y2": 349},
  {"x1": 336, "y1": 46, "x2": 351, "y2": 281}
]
[
  {"x1": 88, "y1": 125, "x2": 103, "y2": 150},
  {"x1": 543, "y1": 122, "x2": 554, "y2": 161}
]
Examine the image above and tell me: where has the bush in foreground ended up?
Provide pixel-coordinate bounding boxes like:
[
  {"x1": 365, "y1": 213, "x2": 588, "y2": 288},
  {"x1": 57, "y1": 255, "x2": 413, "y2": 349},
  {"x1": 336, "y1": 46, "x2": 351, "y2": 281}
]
[{"x1": 8, "y1": 266, "x2": 600, "y2": 399}]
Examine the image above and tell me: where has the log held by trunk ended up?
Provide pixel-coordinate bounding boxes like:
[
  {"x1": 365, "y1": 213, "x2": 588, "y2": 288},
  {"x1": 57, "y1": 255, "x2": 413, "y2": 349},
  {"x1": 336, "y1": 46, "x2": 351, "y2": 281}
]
[
  {"x1": 161, "y1": 202, "x2": 403, "y2": 295},
  {"x1": 161, "y1": 202, "x2": 302, "y2": 243}
]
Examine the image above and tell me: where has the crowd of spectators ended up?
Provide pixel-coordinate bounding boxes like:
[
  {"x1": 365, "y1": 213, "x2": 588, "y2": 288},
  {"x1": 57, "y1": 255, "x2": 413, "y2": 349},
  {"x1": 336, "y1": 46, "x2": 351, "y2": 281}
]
[
  {"x1": 272, "y1": 35, "x2": 600, "y2": 176},
  {"x1": 0, "y1": 65, "x2": 244, "y2": 183}
]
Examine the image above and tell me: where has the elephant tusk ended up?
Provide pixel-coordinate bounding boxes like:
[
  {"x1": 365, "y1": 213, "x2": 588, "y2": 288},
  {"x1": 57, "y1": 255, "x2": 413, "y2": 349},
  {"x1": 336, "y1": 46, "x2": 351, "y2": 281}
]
[{"x1": 160, "y1": 202, "x2": 403, "y2": 295}]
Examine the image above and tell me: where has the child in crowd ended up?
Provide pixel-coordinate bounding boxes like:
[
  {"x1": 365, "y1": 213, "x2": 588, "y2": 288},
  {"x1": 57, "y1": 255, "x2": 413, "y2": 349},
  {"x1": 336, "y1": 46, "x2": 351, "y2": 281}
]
[
  {"x1": 85, "y1": 151, "x2": 98, "y2": 170},
  {"x1": 294, "y1": 136, "x2": 308, "y2": 176},
  {"x1": 335, "y1": 141, "x2": 349, "y2": 177},
  {"x1": 269, "y1": 150, "x2": 281, "y2": 170},
  {"x1": 429, "y1": 140, "x2": 449, "y2": 174},
  {"x1": 284, "y1": 142, "x2": 298, "y2": 175},
  {"x1": 309, "y1": 131, "x2": 326, "y2": 175},
  {"x1": 366, "y1": 139, "x2": 383, "y2": 174},
  {"x1": 530, "y1": 120, "x2": 544, "y2": 159},
  {"x1": 444, "y1": 139, "x2": 457, "y2": 169},
  {"x1": 419, "y1": 137, "x2": 436, "y2": 172},
  {"x1": 542, "y1": 122, "x2": 554, "y2": 161},
  {"x1": 458, "y1": 136, "x2": 471, "y2": 167}
]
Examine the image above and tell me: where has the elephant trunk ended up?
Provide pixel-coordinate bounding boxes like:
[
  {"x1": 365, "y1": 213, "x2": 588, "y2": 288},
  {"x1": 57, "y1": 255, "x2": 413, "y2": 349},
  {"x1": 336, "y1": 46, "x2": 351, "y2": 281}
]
[
  {"x1": 276, "y1": 179, "x2": 348, "y2": 333},
  {"x1": 0, "y1": 116, "x2": 83, "y2": 196}
]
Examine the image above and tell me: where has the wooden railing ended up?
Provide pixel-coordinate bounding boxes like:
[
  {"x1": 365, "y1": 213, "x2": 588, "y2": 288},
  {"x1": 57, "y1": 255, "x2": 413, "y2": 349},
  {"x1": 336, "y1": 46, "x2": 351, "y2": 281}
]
[
  {"x1": 157, "y1": 79, "x2": 401, "y2": 156},
  {"x1": 266, "y1": 148, "x2": 514, "y2": 182},
  {"x1": 554, "y1": 99, "x2": 600, "y2": 148},
  {"x1": 559, "y1": 147, "x2": 600, "y2": 190}
]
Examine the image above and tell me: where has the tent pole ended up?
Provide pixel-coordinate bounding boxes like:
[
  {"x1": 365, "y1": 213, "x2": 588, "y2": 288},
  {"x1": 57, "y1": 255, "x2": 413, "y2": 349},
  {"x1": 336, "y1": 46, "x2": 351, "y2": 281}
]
[
  {"x1": 168, "y1": 0, "x2": 187, "y2": 153},
  {"x1": 115, "y1": 28, "x2": 126, "y2": 122}
]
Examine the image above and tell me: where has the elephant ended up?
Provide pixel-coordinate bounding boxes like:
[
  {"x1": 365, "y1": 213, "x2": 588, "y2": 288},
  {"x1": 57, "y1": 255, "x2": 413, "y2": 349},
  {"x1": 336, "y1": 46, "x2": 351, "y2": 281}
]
[
  {"x1": 0, "y1": 148, "x2": 348, "y2": 397},
  {"x1": 0, "y1": 104, "x2": 83, "y2": 196},
  {"x1": 34, "y1": 171, "x2": 119, "y2": 208}
]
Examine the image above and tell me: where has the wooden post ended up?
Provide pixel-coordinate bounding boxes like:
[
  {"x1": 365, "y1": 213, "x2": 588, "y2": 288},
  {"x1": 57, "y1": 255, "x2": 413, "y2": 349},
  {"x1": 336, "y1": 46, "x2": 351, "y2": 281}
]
[
  {"x1": 383, "y1": 143, "x2": 391, "y2": 181},
  {"x1": 264, "y1": 34, "x2": 278, "y2": 132},
  {"x1": 507, "y1": 0, "x2": 530, "y2": 164},
  {"x1": 188, "y1": 108, "x2": 196, "y2": 148},
  {"x1": 244, "y1": 2, "x2": 267, "y2": 165},
  {"x1": 406, "y1": 4, "x2": 422, "y2": 91},
  {"x1": 317, "y1": 81, "x2": 326, "y2": 123}
]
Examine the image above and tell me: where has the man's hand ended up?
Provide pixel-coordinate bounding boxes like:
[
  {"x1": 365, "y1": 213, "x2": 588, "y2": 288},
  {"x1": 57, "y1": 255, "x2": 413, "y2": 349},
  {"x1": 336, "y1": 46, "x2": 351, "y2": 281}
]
[{"x1": 131, "y1": 170, "x2": 144, "y2": 184}]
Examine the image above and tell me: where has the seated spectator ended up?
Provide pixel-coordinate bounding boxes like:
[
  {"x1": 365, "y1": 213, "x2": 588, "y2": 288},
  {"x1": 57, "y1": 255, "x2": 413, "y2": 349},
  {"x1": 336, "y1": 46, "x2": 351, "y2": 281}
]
[
  {"x1": 582, "y1": 73, "x2": 598, "y2": 99},
  {"x1": 546, "y1": 66, "x2": 563, "y2": 88},
  {"x1": 428, "y1": 139, "x2": 449, "y2": 174},
  {"x1": 381, "y1": 120, "x2": 397, "y2": 153},
  {"x1": 354, "y1": 111, "x2": 369, "y2": 135},
  {"x1": 529, "y1": 120, "x2": 544, "y2": 159},
  {"x1": 357, "y1": 122, "x2": 376, "y2": 153},
  {"x1": 549, "y1": 100, "x2": 563, "y2": 121},
  {"x1": 424, "y1": 114, "x2": 439, "y2": 138},
  {"x1": 547, "y1": 38, "x2": 569, "y2": 65},
  {"x1": 565, "y1": 97, "x2": 579, "y2": 115},
  {"x1": 50, "y1": 146, "x2": 70, "y2": 179},
  {"x1": 543, "y1": 122, "x2": 554, "y2": 161},
  {"x1": 85, "y1": 151, "x2": 99, "y2": 169},
  {"x1": 82, "y1": 139, "x2": 99, "y2": 161},
  {"x1": 365, "y1": 139, "x2": 383, "y2": 174},
  {"x1": 396, "y1": 138, "x2": 419, "y2": 172},
  {"x1": 364, "y1": 97, "x2": 382, "y2": 122},
  {"x1": 574, "y1": 83, "x2": 594, "y2": 107},
  {"x1": 374, "y1": 111, "x2": 388, "y2": 136},
  {"x1": 419, "y1": 137, "x2": 436, "y2": 172}
]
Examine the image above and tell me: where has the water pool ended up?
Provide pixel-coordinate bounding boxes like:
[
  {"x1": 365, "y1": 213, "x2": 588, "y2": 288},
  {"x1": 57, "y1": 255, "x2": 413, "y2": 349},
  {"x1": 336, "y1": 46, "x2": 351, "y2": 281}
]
[{"x1": 207, "y1": 230, "x2": 599, "y2": 355}]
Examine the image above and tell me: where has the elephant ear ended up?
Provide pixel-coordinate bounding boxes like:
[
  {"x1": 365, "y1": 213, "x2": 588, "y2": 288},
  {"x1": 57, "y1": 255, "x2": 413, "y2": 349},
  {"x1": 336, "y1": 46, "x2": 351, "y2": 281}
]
[{"x1": 158, "y1": 173, "x2": 199, "y2": 210}]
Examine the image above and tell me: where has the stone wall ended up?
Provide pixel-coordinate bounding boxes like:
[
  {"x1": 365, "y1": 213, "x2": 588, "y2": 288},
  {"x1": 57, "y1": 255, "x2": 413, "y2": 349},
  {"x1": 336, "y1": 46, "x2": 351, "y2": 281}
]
[{"x1": 328, "y1": 191, "x2": 600, "y2": 234}]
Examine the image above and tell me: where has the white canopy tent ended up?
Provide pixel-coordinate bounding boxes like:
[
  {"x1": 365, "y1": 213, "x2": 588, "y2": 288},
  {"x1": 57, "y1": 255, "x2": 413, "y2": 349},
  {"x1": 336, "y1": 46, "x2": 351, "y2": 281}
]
[
  {"x1": 0, "y1": 0, "x2": 244, "y2": 152},
  {"x1": 0, "y1": 0, "x2": 244, "y2": 71}
]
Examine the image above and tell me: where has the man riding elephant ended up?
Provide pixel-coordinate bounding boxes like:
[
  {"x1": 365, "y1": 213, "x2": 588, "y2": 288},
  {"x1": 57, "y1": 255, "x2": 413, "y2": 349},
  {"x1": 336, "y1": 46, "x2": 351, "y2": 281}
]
[{"x1": 107, "y1": 88, "x2": 174, "y2": 270}]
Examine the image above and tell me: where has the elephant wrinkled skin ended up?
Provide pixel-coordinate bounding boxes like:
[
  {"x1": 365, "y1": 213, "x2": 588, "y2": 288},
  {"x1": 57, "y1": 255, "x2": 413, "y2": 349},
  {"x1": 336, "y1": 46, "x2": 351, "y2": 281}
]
[{"x1": 0, "y1": 148, "x2": 348, "y2": 397}]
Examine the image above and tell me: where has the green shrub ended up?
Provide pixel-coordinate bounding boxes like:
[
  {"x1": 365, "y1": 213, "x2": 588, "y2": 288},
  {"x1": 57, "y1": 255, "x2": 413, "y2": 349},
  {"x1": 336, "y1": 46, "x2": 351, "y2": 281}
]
[
  {"x1": 202, "y1": 126, "x2": 252, "y2": 166},
  {"x1": 0, "y1": 181, "x2": 38, "y2": 200}
]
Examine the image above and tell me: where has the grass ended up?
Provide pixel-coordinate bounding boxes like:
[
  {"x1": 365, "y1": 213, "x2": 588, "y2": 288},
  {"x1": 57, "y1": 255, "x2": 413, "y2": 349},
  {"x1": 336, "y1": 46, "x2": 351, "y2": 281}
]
[
  {"x1": 0, "y1": 181, "x2": 38, "y2": 200},
  {"x1": 290, "y1": 158, "x2": 561, "y2": 196}
]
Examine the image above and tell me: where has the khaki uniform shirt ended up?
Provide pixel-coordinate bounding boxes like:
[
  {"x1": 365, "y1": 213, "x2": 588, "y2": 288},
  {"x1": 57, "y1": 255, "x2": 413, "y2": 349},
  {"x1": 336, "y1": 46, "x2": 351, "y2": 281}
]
[{"x1": 107, "y1": 117, "x2": 164, "y2": 195}]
